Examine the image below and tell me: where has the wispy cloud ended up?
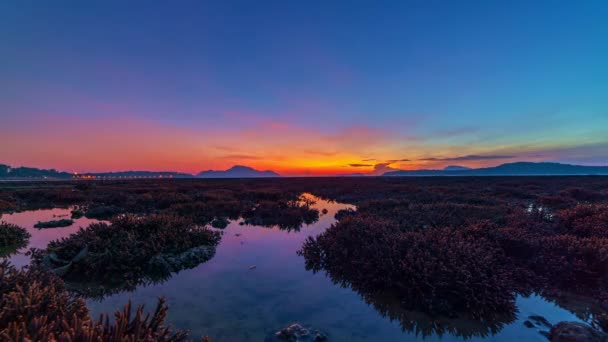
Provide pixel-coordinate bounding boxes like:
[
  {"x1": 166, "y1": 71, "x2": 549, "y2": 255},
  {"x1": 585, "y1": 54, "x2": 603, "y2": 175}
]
[
  {"x1": 418, "y1": 155, "x2": 515, "y2": 161},
  {"x1": 349, "y1": 163, "x2": 373, "y2": 167},
  {"x1": 304, "y1": 149, "x2": 339, "y2": 157},
  {"x1": 219, "y1": 154, "x2": 262, "y2": 160}
]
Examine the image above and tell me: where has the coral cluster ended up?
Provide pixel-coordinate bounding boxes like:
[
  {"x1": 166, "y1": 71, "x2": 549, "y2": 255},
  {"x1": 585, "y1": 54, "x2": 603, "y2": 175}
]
[
  {"x1": 32, "y1": 214, "x2": 221, "y2": 297},
  {"x1": 0, "y1": 260, "x2": 194, "y2": 341},
  {"x1": 0, "y1": 222, "x2": 30, "y2": 256}
]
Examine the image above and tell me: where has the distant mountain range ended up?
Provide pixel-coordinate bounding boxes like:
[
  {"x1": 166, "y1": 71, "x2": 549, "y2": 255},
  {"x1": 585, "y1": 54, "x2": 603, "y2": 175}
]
[
  {"x1": 383, "y1": 162, "x2": 608, "y2": 176},
  {"x1": 0, "y1": 164, "x2": 72, "y2": 179},
  {"x1": 0, "y1": 163, "x2": 279, "y2": 179},
  {"x1": 197, "y1": 165, "x2": 280, "y2": 178},
  {"x1": 443, "y1": 165, "x2": 472, "y2": 171},
  {"x1": 2, "y1": 162, "x2": 608, "y2": 179}
]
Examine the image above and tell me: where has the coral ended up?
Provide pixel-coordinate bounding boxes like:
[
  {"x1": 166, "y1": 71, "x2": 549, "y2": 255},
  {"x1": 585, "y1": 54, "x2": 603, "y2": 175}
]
[
  {"x1": 0, "y1": 260, "x2": 194, "y2": 341},
  {"x1": 0, "y1": 222, "x2": 30, "y2": 256},
  {"x1": 300, "y1": 216, "x2": 517, "y2": 321},
  {"x1": 34, "y1": 219, "x2": 74, "y2": 229},
  {"x1": 33, "y1": 214, "x2": 221, "y2": 296}
]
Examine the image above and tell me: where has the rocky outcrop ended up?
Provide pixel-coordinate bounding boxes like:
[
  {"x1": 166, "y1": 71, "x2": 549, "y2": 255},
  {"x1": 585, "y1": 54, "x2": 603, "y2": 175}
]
[
  {"x1": 550, "y1": 322, "x2": 607, "y2": 342},
  {"x1": 275, "y1": 323, "x2": 327, "y2": 341}
]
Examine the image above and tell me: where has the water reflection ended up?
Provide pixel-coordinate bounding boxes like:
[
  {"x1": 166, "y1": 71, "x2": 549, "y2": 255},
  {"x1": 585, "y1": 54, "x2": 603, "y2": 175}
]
[
  {"x1": 239, "y1": 193, "x2": 321, "y2": 231},
  {"x1": 0, "y1": 195, "x2": 592, "y2": 341},
  {"x1": 1, "y1": 208, "x2": 101, "y2": 267},
  {"x1": 357, "y1": 291, "x2": 515, "y2": 339}
]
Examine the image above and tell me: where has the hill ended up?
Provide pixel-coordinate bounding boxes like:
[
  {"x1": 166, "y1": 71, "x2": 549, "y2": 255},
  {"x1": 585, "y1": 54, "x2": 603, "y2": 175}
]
[
  {"x1": 384, "y1": 162, "x2": 608, "y2": 176},
  {"x1": 197, "y1": 165, "x2": 280, "y2": 178},
  {"x1": 0, "y1": 164, "x2": 72, "y2": 179}
]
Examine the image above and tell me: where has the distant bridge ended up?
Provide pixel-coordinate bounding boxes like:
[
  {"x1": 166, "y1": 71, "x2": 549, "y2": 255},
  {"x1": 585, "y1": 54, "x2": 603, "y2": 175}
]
[{"x1": 72, "y1": 173, "x2": 175, "y2": 180}]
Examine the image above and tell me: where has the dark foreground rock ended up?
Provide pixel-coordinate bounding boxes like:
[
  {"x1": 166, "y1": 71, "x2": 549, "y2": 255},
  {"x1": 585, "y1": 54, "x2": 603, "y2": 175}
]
[
  {"x1": 211, "y1": 217, "x2": 229, "y2": 229},
  {"x1": 275, "y1": 323, "x2": 327, "y2": 341},
  {"x1": 550, "y1": 322, "x2": 607, "y2": 342}
]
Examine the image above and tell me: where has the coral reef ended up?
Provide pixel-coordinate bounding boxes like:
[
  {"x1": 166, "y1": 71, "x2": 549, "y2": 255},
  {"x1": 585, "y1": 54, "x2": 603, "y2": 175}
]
[
  {"x1": 32, "y1": 214, "x2": 221, "y2": 297},
  {"x1": 2, "y1": 177, "x2": 608, "y2": 338},
  {"x1": 34, "y1": 218, "x2": 74, "y2": 228},
  {"x1": 0, "y1": 222, "x2": 30, "y2": 257},
  {"x1": 0, "y1": 260, "x2": 195, "y2": 341}
]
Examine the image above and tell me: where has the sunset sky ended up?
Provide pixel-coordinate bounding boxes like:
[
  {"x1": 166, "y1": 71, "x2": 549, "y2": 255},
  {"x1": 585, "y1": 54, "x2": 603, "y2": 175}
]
[{"x1": 1, "y1": 1, "x2": 607, "y2": 176}]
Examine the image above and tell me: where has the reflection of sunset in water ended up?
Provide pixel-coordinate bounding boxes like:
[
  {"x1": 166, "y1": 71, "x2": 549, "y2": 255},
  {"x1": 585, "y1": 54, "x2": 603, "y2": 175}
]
[
  {"x1": 2, "y1": 208, "x2": 102, "y2": 267},
  {"x1": 0, "y1": 195, "x2": 590, "y2": 341}
]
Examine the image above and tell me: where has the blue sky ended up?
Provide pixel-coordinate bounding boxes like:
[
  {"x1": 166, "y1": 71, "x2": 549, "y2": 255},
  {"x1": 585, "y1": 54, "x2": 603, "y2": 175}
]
[{"x1": 1, "y1": 1, "x2": 607, "y2": 174}]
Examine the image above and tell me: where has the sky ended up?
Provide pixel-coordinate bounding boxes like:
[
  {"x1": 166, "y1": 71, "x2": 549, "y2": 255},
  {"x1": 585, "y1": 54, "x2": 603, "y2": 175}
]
[{"x1": 1, "y1": 0, "x2": 607, "y2": 176}]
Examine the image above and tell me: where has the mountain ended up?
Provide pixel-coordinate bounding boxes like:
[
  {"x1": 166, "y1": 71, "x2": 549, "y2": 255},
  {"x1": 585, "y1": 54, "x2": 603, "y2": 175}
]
[
  {"x1": 1, "y1": 163, "x2": 280, "y2": 180},
  {"x1": 384, "y1": 162, "x2": 608, "y2": 176},
  {"x1": 0, "y1": 164, "x2": 72, "y2": 179},
  {"x1": 197, "y1": 165, "x2": 280, "y2": 178},
  {"x1": 443, "y1": 165, "x2": 471, "y2": 171}
]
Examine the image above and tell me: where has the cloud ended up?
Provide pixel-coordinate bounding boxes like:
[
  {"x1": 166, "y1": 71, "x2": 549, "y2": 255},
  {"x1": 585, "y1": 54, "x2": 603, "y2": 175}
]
[
  {"x1": 219, "y1": 154, "x2": 262, "y2": 160},
  {"x1": 370, "y1": 162, "x2": 400, "y2": 175},
  {"x1": 303, "y1": 149, "x2": 339, "y2": 157},
  {"x1": 385, "y1": 158, "x2": 411, "y2": 163},
  {"x1": 513, "y1": 142, "x2": 608, "y2": 165},
  {"x1": 432, "y1": 126, "x2": 480, "y2": 138},
  {"x1": 418, "y1": 155, "x2": 515, "y2": 161},
  {"x1": 349, "y1": 163, "x2": 373, "y2": 167}
]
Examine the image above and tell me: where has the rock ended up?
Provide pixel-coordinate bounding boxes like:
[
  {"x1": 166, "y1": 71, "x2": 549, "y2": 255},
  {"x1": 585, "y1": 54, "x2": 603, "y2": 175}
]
[
  {"x1": 147, "y1": 245, "x2": 217, "y2": 275},
  {"x1": 71, "y1": 245, "x2": 89, "y2": 263},
  {"x1": 530, "y1": 315, "x2": 552, "y2": 328},
  {"x1": 550, "y1": 322, "x2": 606, "y2": 342},
  {"x1": 211, "y1": 217, "x2": 229, "y2": 229},
  {"x1": 524, "y1": 320, "x2": 535, "y2": 328},
  {"x1": 48, "y1": 252, "x2": 69, "y2": 264},
  {"x1": 275, "y1": 323, "x2": 310, "y2": 341},
  {"x1": 52, "y1": 261, "x2": 73, "y2": 277},
  {"x1": 313, "y1": 331, "x2": 328, "y2": 341},
  {"x1": 71, "y1": 209, "x2": 84, "y2": 219},
  {"x1": 34, "y1": 219, "x2": 74, "y2": 228}
]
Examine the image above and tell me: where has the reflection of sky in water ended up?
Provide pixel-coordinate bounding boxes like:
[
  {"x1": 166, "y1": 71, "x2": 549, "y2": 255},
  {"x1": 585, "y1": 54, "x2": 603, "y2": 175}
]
[
  {"x1": 0, "y1": 195, "x2": 588, "y2": 341},
  {"x1": 2, "y1": 208, "x2": 101, "y2": 268}
]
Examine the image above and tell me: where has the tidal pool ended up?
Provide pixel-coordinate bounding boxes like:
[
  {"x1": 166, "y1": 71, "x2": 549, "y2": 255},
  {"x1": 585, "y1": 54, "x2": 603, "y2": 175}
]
[{"x1": 0, "y1": 195, "x2": 589, "y2": 341}]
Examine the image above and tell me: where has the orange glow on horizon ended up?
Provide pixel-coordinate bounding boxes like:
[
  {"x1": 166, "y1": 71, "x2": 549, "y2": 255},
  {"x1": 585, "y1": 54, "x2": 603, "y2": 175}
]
[{"x1": 0, "y1": 113, "x2": 567, "y2": 176}]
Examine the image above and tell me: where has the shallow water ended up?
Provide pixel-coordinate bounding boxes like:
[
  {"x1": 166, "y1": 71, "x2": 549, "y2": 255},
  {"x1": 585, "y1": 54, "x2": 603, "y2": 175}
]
[
  {"x1": 1, "y1": 195, "x2": 589, "y2": 341},
  {"x1": 1, "y1": 208, "x2": 101, "y2": 267}
]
